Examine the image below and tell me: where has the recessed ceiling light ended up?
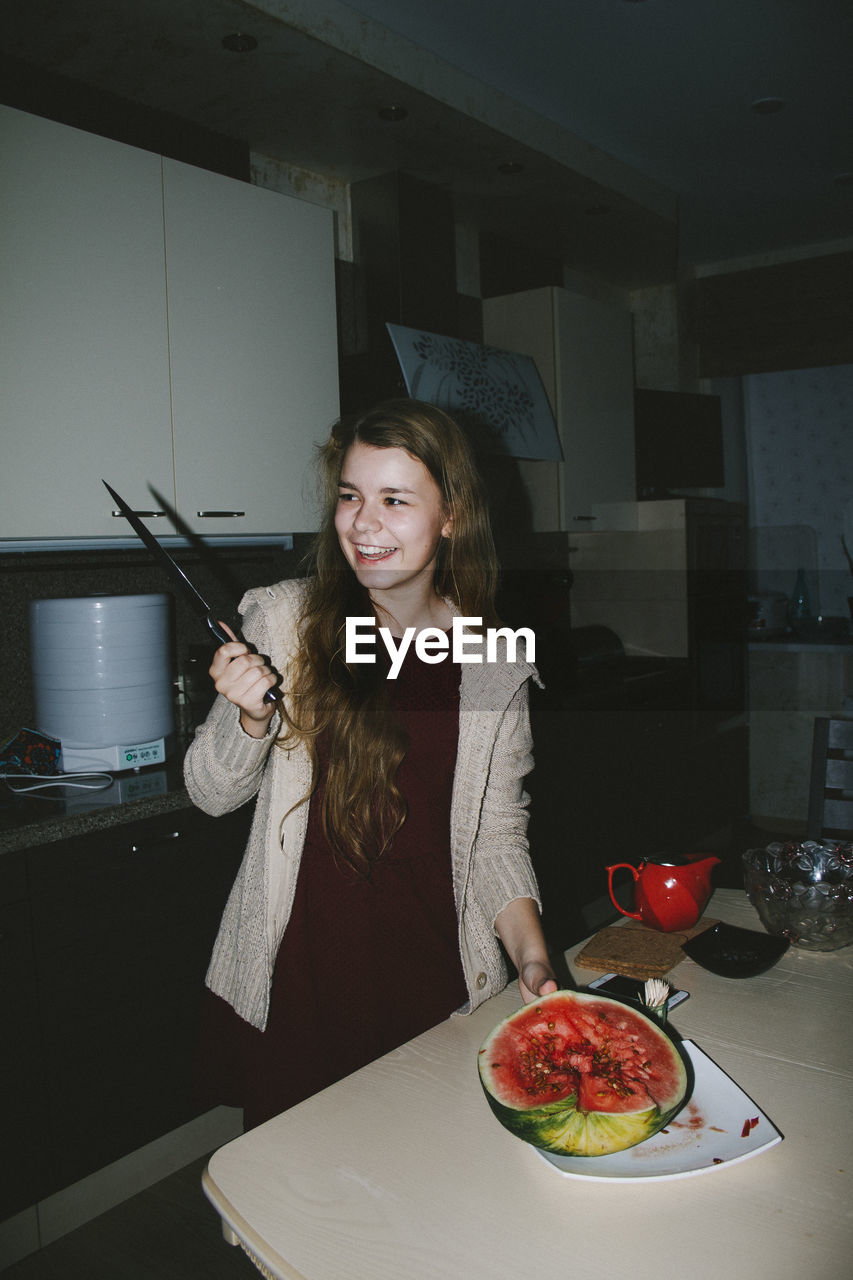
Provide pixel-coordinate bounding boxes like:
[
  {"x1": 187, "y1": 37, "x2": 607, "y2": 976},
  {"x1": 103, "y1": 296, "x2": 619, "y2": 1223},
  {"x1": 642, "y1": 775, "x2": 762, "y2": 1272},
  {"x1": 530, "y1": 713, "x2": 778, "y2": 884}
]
[
  {"x1": 378, "y1": 105, "x2": 408, "y2": 122},
  {"x1": 222, "y1": 32, "x2": 258, "y2": 53},
  {"x1": 750, "y1": 97, "x2": 785, "y2": 115},
  {"x1": 497, "y1": 161, "x2": 524, "y2": 175}
]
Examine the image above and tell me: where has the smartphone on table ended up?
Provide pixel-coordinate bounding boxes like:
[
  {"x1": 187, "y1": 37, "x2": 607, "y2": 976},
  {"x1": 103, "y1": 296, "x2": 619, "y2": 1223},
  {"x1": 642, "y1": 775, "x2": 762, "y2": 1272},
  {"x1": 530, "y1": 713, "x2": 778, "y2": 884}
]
[{"x1": 586, "y1": 973, "x2": 689, "y2": 1012}]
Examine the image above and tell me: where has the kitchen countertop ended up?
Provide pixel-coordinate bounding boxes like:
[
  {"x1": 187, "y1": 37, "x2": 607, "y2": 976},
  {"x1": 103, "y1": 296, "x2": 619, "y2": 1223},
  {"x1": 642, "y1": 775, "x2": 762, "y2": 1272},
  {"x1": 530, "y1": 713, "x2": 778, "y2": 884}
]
[
  {"x1": 749, "y1": 640, "x2": 852, "y2": 653},
  {"x1": 0, "y1": 748, "x2": 192, "y2": 855}
]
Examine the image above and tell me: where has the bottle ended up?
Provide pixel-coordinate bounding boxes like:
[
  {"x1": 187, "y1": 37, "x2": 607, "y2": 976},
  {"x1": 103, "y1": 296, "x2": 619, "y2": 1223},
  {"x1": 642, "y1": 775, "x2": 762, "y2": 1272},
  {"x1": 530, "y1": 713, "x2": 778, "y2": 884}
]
[{"x1": 792, "y1": 568, "x2": 810, "y2": 619}]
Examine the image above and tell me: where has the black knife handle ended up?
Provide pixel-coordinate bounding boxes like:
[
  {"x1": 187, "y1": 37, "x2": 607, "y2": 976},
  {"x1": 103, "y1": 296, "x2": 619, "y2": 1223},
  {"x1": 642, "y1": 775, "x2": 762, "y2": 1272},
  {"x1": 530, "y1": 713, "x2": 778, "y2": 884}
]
[
  {"x1": 206, "y1": 617, "x2": 234, "y2": 647},
  {"x1": 205, "y1": 617, "x2": 279, "y2": 706}
]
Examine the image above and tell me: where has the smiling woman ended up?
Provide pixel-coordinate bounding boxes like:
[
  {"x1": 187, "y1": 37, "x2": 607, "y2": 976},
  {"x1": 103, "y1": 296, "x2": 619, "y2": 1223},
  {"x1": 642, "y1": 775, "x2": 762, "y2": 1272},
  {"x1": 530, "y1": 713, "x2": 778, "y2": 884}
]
[{"x1": 183, "y1": 398, "x2": 557, "y2": 1129}]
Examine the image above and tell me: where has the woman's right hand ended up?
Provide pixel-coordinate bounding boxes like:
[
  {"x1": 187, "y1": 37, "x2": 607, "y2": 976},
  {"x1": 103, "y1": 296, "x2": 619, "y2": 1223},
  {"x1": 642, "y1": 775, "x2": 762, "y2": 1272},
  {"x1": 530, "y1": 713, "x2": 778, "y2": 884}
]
[{"x1": 209, "y1": 622, "x2": 278, "y2": 738}]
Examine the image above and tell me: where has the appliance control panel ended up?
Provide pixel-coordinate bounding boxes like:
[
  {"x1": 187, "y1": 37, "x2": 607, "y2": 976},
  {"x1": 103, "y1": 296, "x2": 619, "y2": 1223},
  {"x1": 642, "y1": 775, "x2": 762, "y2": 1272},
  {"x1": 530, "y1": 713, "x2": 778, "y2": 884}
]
[{"x1": 121, "y1": 738, "x2": 167, "y2": 769}]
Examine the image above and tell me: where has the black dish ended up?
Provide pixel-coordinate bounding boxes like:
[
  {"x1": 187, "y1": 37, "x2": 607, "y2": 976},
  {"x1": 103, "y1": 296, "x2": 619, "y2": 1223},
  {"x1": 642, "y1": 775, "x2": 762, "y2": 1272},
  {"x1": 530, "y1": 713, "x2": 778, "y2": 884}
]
[{"x1": 682, "y1": 922, "x2": 789, "y2": 978}]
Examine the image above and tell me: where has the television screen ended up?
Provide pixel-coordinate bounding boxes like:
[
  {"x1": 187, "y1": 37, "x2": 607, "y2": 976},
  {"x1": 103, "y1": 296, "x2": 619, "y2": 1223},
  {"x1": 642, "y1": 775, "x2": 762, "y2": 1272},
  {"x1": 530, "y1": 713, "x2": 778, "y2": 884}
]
[{"x1": 634, "y1": 388, "x2": 724, "y2": 498}]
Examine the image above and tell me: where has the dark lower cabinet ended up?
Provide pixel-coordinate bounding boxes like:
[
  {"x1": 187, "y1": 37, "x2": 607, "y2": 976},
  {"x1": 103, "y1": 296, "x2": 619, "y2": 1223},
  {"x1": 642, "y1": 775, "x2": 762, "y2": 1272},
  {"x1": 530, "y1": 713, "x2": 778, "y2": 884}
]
[
  {"x1": 1, "y1": 801, "x2": 248, "y2": 1219},
  {"x1": 0, "y1": 851, "x2": 44, "y2": 1220}
]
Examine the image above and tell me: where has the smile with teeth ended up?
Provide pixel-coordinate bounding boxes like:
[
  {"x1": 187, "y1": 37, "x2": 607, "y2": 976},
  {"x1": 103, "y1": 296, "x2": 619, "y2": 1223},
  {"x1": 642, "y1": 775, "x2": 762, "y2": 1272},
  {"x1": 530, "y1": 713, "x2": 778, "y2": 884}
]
[{"x1": 354, "y1": 543, "x2": 397, "y2": 561}]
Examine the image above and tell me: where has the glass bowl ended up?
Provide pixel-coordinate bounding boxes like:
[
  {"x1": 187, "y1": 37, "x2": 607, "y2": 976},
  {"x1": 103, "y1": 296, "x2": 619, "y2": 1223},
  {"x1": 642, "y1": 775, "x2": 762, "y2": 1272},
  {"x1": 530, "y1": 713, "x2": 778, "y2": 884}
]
[{"x1": 742, "y1": 842, "x2": 853, "y2": 952}]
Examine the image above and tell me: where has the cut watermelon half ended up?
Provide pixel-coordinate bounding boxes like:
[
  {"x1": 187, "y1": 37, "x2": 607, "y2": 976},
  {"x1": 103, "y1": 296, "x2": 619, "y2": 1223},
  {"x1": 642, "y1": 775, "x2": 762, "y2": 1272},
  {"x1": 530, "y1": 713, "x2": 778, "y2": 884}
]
[{"x1": 478, "y1": 990, "x2": 689, "y2": 1157}]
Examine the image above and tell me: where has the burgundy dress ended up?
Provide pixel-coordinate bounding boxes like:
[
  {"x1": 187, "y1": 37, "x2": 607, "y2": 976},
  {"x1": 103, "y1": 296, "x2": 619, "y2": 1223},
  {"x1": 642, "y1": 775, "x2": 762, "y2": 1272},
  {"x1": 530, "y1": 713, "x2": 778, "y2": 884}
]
[{"x1": 195, "y1": 642, "x2": 467, "y2": 1130}]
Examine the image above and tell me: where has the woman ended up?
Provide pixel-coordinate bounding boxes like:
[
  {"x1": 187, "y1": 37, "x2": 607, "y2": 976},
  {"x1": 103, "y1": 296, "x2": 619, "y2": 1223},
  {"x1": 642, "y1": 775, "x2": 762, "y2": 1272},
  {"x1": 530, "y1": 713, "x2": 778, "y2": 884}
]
[{"x1": 185, "y1": 399, "x2": 556, "y2": 1128}]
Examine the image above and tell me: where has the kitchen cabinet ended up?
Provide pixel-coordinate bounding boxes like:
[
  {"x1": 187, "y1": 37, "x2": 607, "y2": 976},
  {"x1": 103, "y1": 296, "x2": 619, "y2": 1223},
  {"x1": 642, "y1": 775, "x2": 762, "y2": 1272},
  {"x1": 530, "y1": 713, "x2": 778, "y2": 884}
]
[
  {"x1": 483, "y1": 286, "x2": 635, "y2": 530},
  {"x1": 0, "y1": 105, "x2": 174, "y2": 539},
  {"x1": 161, "y1": 158, "x2": 337, "y2": 536},
  {"x1": 0, "y1": 105, "x2": 339, "y2": 542},
  {"x1": 0, "y1": 851, "x2": 44, "y2": 1220},
  {"x1": 1, "y1": 801, "x2": 248, "y2": 1217}
]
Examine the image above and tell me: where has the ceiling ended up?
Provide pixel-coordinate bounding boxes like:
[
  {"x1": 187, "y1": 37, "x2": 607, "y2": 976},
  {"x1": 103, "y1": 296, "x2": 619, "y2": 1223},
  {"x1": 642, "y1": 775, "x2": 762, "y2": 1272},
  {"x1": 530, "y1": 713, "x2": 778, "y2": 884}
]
[{"x1": 4, "y1": 0, "x2": 852, "y2": 288}]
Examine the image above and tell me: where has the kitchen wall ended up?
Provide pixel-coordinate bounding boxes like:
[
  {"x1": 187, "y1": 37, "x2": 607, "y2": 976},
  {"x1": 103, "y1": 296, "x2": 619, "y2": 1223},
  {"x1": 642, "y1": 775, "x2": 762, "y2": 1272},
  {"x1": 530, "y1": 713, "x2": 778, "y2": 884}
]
[{"x1": 744, "y1": 363, "x2": 853, "y2": 618}]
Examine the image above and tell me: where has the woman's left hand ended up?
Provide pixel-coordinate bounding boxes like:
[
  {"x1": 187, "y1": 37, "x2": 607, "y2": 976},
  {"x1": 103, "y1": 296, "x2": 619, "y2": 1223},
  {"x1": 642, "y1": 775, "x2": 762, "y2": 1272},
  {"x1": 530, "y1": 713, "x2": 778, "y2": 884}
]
[
  {"x1": 494, "y1": 897, "x2": 560, "y2": 1005},
  {"x1": 517, "y1": 960, "x2": 559, "y2": 1004}
]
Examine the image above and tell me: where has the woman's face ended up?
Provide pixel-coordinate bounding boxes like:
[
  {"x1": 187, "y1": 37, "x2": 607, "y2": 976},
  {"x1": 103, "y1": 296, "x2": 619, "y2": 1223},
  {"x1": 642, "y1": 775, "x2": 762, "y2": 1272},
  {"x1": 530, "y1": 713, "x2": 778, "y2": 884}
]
[{"x1": 334, "y1": 442, "x2": 452, "y2": 598}]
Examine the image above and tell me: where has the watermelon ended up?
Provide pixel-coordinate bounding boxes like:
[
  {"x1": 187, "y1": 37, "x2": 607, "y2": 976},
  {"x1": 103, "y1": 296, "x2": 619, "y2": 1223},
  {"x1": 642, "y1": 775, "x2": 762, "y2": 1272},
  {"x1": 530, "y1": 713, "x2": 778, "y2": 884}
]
[{"x1": 477, "y1": 990, "x2": 688, "y2": 1156}]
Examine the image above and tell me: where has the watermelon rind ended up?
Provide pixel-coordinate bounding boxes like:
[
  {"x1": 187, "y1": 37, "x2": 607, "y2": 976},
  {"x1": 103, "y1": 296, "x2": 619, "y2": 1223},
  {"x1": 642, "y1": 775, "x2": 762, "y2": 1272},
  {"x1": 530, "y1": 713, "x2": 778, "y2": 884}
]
[{"x1": 478, "y1": 990, "x2": 688, "y2": 1157}]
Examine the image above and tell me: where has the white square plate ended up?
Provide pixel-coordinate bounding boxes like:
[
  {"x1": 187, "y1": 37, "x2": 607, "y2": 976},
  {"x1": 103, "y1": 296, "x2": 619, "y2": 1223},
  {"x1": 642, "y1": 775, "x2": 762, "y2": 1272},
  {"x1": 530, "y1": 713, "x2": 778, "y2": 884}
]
[{"x1": 536, "y1": 1040, "x2": 782, "y2": 1181}]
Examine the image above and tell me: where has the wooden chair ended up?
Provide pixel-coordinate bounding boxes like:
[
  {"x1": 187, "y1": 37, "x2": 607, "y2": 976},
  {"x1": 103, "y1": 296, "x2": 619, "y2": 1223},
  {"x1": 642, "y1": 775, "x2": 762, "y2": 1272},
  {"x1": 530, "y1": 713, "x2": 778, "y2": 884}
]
[{"x1": 807, "y1": 717, "x2": 853, "y2": 840}]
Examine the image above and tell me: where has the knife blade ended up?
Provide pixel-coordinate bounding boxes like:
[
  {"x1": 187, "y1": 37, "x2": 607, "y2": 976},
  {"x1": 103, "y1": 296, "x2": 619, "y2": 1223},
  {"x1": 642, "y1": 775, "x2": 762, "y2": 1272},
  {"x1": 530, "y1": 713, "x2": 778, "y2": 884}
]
[
  {"x1": 102, "y1": 479, "x2": 279, "y2": 704},
  {"x1": 103, "y1": 479, "x2": 231, "y2": 644}
]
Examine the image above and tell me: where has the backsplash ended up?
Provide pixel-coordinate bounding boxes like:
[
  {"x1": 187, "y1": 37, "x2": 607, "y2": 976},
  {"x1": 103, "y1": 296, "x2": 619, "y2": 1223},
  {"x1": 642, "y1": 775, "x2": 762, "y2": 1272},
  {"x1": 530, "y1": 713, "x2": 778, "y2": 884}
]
[
  {"x1": 745, "y1": 363, "x2": 853, "y2": 618},
  {"x1": 0, "y1": 540, "x2": 312, "y2": 744}
]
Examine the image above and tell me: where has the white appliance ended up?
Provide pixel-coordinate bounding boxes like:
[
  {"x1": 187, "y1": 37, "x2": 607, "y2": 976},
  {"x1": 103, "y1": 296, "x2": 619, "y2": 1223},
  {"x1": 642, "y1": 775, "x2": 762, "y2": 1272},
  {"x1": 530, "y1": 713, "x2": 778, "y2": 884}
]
[{"x1": 29, "y1": 593, "x2": 174, "y2": 772}]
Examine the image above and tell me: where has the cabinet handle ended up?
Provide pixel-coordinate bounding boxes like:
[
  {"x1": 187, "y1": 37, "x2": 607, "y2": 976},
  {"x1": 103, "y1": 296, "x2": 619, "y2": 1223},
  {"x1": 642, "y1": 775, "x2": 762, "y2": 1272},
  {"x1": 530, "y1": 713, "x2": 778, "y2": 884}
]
[
  {"x1": 130, "y1": 831, "x2": 183, "y2": 853},
  {"x1": 196, "y1": 511, "x2": 246, "y2": 519},
  {"x1": 112, "y1": 510, "x2": 166, "y2": 518}
]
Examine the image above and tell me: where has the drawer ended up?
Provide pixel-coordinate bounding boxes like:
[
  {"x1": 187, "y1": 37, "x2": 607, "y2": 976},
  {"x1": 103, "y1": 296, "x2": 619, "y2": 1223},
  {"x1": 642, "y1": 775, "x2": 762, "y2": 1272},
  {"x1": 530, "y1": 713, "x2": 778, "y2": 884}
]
[{"x1": 28, "y1": 805, "x2": 249, "y2": 954}]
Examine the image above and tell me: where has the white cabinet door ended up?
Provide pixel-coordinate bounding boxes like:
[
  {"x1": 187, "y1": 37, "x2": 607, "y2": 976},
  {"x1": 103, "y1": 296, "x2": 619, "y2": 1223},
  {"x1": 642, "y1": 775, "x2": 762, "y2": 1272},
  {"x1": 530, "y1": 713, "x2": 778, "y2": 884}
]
[
  {"x1": 483, "y1": 286, "x2": 635, "y2": 530},
  {"x1": 163, "y1": 159, "x2": 339, "y2": 537},
  {"x1": 0, "y1": 107, "x2": 174, "y2": 539}
]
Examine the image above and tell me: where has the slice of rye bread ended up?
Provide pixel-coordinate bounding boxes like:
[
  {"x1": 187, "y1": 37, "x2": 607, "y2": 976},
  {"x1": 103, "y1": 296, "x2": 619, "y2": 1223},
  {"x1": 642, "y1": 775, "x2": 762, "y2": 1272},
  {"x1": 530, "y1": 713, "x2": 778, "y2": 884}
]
[{"x1": 574, "y1": 918, "x2": 718, "y2": 979}]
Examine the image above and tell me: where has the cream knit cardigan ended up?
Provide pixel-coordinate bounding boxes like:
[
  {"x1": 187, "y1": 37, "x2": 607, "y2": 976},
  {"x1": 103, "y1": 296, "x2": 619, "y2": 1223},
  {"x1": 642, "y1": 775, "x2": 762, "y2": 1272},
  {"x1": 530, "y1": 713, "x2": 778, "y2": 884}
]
[{"x1": 184, "y1": 578, "x2": 542, "y2": 1031}]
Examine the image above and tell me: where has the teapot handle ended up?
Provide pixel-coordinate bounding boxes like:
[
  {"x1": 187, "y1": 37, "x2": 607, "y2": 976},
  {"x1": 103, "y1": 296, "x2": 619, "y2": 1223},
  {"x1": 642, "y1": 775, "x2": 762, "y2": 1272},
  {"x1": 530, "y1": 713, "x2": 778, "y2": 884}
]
[{"x1": 606, "y1": 863, "x2": 643, "y2": 921}]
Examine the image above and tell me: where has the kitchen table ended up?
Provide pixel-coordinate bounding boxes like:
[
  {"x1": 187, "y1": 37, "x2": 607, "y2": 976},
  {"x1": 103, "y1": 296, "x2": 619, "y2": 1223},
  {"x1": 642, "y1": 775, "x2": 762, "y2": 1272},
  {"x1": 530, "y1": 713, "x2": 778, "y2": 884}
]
[{"x1": 202, "y1": 889, "x2": 853, "y2": 1280}]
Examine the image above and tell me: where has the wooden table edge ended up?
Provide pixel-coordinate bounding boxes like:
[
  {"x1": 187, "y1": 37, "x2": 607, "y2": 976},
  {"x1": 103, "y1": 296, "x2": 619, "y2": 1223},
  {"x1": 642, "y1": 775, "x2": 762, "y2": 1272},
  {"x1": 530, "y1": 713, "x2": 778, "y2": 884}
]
[{"x1": 202, "y1": 1163, "x2": 308, "y2": 1280}]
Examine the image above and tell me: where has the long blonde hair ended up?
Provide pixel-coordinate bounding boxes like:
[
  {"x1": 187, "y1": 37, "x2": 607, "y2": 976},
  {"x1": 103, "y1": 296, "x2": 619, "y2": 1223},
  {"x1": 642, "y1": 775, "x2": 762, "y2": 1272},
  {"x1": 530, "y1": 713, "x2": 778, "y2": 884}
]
[{"x1": 278, "y1": 399, "x2": 499, "y2": 874}]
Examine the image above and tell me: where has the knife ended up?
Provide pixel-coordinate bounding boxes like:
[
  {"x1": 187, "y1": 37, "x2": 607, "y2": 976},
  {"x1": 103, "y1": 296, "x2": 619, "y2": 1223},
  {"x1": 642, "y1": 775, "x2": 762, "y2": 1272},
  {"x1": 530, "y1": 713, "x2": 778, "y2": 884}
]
[{"x1": 102, "y1": 479, "x2": 279, "y2": 704}]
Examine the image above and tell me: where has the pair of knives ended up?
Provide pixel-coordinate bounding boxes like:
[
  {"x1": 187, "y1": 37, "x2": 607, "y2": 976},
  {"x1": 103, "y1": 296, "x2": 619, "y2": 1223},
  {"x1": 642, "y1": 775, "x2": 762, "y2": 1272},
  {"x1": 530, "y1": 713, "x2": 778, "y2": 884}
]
[{"x1": 102, "y1": 480, "x2": 278, "y2": 704}]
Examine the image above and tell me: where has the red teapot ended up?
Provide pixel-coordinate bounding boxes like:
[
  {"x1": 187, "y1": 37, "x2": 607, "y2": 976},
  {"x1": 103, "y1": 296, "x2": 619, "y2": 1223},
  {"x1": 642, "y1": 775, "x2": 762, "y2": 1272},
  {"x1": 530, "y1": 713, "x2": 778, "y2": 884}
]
[{"x1": 605, "y1": 854, "x2": 721, "y2": 933}]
